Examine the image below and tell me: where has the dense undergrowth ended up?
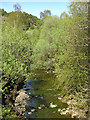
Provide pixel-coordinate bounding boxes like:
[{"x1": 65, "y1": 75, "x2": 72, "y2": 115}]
[{"x1": 1, "y1": 1, "x2": 89, "y2": 119}]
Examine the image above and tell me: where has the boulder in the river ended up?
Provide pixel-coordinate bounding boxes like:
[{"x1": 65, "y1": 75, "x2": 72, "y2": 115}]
[
  {"x1": 15, "y1": 89, "x2": 30, "y2": 115},
  {"x1": 15, "y1": 91, "x2": 29, "y2": 103}
]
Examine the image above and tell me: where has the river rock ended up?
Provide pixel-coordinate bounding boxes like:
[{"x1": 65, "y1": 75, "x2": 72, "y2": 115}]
[
  {"x1": 15, "y1": 91, "x2": 29, "y2": 103},
  {"x1": 38, "y1": 107, "x2": 42, "y2": 109},
  {"x1": 66, "y1": 108, "x2": 69, "y2": 110},
  {"x1": 15, "y1": 90, "x2": 30, "y2": 115},
  {"x1": 62, "y1": 108, "x2": 66, "y2": 111},
  {"x1": 72, "y1": 113, "x2": 78, "y2": 118},
  {"x1": 50, "y1": 102, "x2": 57, "y2": 108},
  {"x1": 58, "y1": 109, "x2": 61, "y2": 112},
  {"x1": 28, "y1": 112, "x2": 32, "y2": 115},
  {"x1": 58, "y1": 97, "x2": 62, "y2": 100},
  {"x1": 15, "y1": 106, "x2": 26, "y2": 115},
  {"x1": 31, "y1": 109, "x2": 36, "y2": 112}
]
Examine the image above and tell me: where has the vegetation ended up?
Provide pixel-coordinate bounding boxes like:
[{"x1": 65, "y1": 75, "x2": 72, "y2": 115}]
[
  {"x1": 40, "y1": 10, "x2": 51, "y2": 21},
  {"x1": 0, "y1": 8, "x2": 9, "y2": 17},
  {"x1": 1, "y1": 1, "x2": 88, "y2": 119}
]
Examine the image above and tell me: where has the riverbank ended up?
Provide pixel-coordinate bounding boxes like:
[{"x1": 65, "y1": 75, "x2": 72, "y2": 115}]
[
  {"x1": 60, "y1": 94, "x2": 89, "y2": 118},
  {"x1": 2, "y1": 70, "x2": 89, "y2": 119},
  {"x1": 2, "y1": 76, "x2": 26, "y2": 119},
  {"x1": 45, "y1": 70, "x2": 89, "y2": 119}
]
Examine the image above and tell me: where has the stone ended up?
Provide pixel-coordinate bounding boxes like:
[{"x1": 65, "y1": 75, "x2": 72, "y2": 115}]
[
  {"x1": 19, "y1": 92, "x2": 29, "y2": 99},
  {"x1": 40, "y1": 96, "x2": 43, "y2": 99},
  {"x1": 15, "y1": 91, "x2": 29, "y2": 103},
  {"x1": 31, "y1": 109, "x2": 35, "y2": 112},
  {"x1": 66, "y1": 108, "x2": 69, "y2": 110},
  {"x1": 58, "y1": 109, "x2": 61, "y2": 112},
  {"x1": 38, "y1": 107, "x2": 42, "y2": 109},
  {"x1": 62, "y1": 108, "x2": 66, "y2": 111},
  {"x1": 72, "y1": 113, "x2": 78, "y2": 118},
  {"x1": 50, "y1": 102, "x2": 57, "y2": 108},
  {"x1": 67, "y1": 101, "x2": 71, "y2": 105},
  {"x1": 20, "y1": 89, "x2": 27, "y2": 93},
  {"x1": 65, "y1": 110, "x2": 69, "y2": 114},
  {"x1": 21, "y1": 105, "x2": 26, "y2": 108},
  {"x1": 22, "y1": 101, "x2": 27, "y2": 106},
  {"x1": 15, "y1": 95, "x2": 23, "y2": 103},
  {"x1": 28, "y1": 112, "x2": 32, "y2": 115},
  {"x1": 14, "y1": 90, "x2": 30, "y2": 115},
  {"x1": 58, "y1": 97, "x2": 62, "y2": 100},
  {"x1": 15, "y1": 103, "x2": 19, "y2": 106},
  {"x1": 61, "y1": 111, "x2": 66, "y2": 115}
]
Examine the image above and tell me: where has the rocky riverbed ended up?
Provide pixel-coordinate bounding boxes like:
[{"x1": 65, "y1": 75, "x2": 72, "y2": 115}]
[
  {"x1": 14, "y1": 79, "x2": 70, "y2": 119},
  {"x1": 6, "y1": 70, "x2": 88, "y2": 119},
  {"x1": 15, "y1": 81, "x2": 86, "y2": 119},
  {"x1": 15, "y1": 89, "x2": 30, "y2": 115}
]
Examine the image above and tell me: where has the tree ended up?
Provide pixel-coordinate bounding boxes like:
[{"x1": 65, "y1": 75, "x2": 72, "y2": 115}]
[
  {"x1": 60, "y1": 12, "x2": 69, "y2": 19},
  {"x1": 13, "y1": 3, "x2": 21, "y2": 12},
  {"x1": 31, "y1": 16, "x2": 60, "y2": 70},
  {"x1": 7, "y1": 11, "x2": 24, "y2": 29},
  {"x1": 0, "y1": 8, "x2": 9, "y2": 16},
  {"x1": 55, "y1": 1, "x2": 88, "y2": 96},
  {"x1": 40, "y1": 10, "x2": 51, "y2": 21},
  {"x1": 7, "y1": 3, "x2": 23, "y2": 29}
]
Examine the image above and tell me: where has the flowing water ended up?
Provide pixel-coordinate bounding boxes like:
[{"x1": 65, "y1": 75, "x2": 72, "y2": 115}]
[{"x1": 23, "y1": 70, "x2": 71, "y2": 119}]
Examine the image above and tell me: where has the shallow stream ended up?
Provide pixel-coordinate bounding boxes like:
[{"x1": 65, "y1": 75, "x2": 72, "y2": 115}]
[{"x1": 23, "y1": 70, "x2": 71, "y2": 119}]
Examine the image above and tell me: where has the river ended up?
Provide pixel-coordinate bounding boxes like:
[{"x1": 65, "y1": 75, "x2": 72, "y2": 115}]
[{"x1": 22, "y1": 70, "x2": 71, "y2": 119}]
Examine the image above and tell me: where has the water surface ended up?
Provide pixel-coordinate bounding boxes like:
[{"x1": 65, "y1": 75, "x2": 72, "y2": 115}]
[{"x1": 23, "y1": 70, "x2": 71, "y2": 119}]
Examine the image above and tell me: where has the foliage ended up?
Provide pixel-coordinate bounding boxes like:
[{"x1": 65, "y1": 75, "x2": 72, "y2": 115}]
[
  {"x1": 31, "y1": 16, "x2": 60, "y2": 70},
  {"x1": 1, "y1": 8, "x2": 43, "y2": 30},
  {"x1": 2, "y1": 1, "x2": 88, "y2": 118},
  {"x1": 31, "y1": 2, "x2": 88, "y2": 97},
  {"x1": 56, "y1": 2, "x2": 88, "y2": 96},
  {"x1": 7, "y1": 11, "x2": 43, "y2": 30},
  {"x1": 0, "y1": 8, "x2": 9, "y2": 16},
  {"x1": 2, "y1": 23, "x2": 31, "y2": 94},
  {"x1": 60, "y1": 12, "x2": 69, "y2": 19},
  {"x1": 2, "y1": 105, "x2": 20, "y2": 119},
  {"x1": 40, "y1": 10, "x2": 51, "y2": 21}
]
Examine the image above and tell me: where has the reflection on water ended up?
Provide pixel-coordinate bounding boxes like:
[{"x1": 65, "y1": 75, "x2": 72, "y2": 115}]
[{"x1": 23, "y1": 71, "x2": 71, "y2": 119}]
